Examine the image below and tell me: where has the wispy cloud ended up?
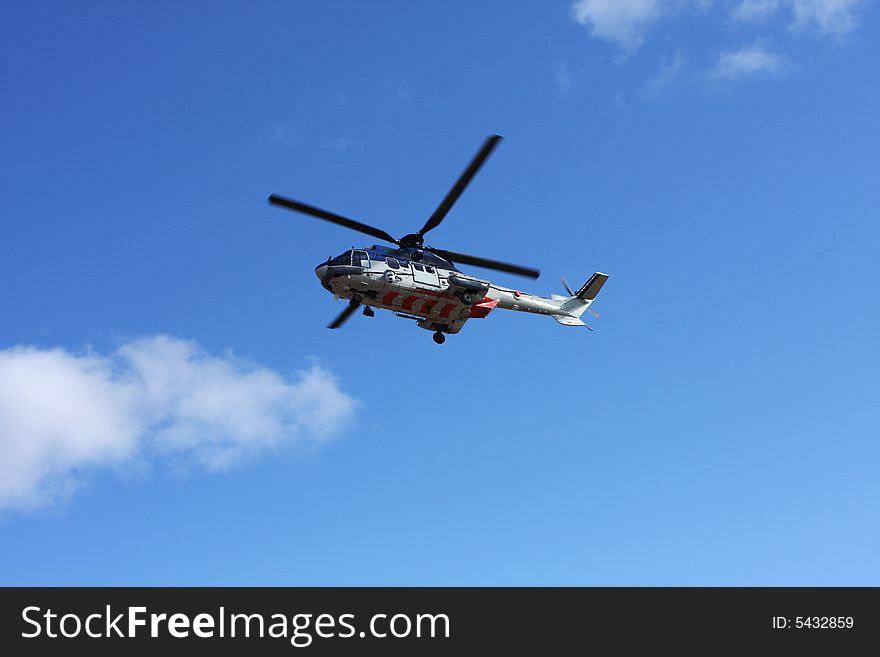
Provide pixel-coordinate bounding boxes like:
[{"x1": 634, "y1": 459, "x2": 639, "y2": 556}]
[
  {"x1": 733, "y1": 0, "x2": 784, "y2": 22},
  {"x1": 0, "y1": 336, "x2": 358, "y2": 511},
  {"x1": 259, "y1": 123, "x2": 298, "y2": 148},
  {"x1": 642, "y1": 51, "x2": 687, "y2": 96},
  {"x1": 571, "y1": 0, "x2": 662, "y2": 54},
  {"x1": 555, "y1": 61, "x2": 573, "y2": 95},
  {"x1": 270, "y1": 124, "x2": 292, "y2": 143},
  {"x1": 710, "y1": 44, "x2": 785, "y2": 79},
  {"x1": 790, "y1": 0, "x2": 865, "y2": 35},
  {"x1": 733, "y1": 0, "x2": 865, "y2": 35},
  {"x1": 330, "y1": 136, "x2": 353, "y2": 151},
  {"x1": 570, "y1": 0, "x2": 867, "y2": 63}
]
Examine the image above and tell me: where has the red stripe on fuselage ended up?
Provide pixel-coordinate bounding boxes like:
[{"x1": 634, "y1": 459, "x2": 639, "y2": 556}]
[
  {"x1": 440, "y1": 303, "x2": 456, "y2": 318},
  {"x1": 414, "y1": 289, "x2": 454, "y2": 299},
  {"x1": 401, "y1": 295, "x2": 419, "y2": 310},
  {"x1": 382, "y1": 291, "x2": 397, "y2": 306}
]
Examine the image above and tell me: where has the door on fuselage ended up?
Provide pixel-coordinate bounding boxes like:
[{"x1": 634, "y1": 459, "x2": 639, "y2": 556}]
[
  {"x1": 351, "y1": 250, "x2": 370, "y2": 268},
  {"x1": 411, "y1": 262, "x2": 440, "y2": 287}
]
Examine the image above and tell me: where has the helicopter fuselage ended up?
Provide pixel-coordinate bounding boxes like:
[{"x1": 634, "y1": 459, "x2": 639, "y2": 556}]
[{"x1": 315, "y1": 244, "x2": 582, "y2": 335}]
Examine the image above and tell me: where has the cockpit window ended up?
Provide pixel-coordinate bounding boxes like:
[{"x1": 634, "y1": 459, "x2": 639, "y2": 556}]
[
  {"x1": 386, "y1": 257, "x2": 400, "y2": 269},
  {"x1": 425, "y1": 266, "x2": 435, "y2": 274},
  {"x1": 413, "y1": 263, "x2": 424, "y2": 271},
  {"x1": 351, "y1": 250, "x2": 369, "y2": 267}
]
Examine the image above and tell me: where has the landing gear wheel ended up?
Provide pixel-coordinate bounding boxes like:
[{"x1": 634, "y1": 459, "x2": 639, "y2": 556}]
[
  {"x1": 363, "y1": 306, "x2": 375, "y2": 317},
  {"x1": 432, "y1": 331, "x2": 446, "y2": 345}
]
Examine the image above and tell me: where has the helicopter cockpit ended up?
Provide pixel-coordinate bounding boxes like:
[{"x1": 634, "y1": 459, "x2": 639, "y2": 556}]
[{"x1": 324, "y1": 249, "x2": 369, "y2": 268}]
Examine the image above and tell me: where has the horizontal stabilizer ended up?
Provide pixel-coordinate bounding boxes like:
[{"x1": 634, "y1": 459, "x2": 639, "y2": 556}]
[{"x1": 552, "y1": 315, "x2": 592, "y2": 329}]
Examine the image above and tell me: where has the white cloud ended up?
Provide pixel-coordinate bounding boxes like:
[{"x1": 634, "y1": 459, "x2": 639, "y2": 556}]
[
  {"x1": 710, "y1": 44, "x2": 785, "y2": 78},
  {"x1": 571, "y1": 0, "x2": 663, "y2": 53},
  {"x1": 570, "y1": 1, "x2": 717, "y2": 53},
  {"x1": 0, "y1": 336, "x2": 358, "y2": 510},
  {"x1": 571, "y1": 0, "x2": 866, "y2": 55},
  {"x1": 733, "y1": 0, "x2": 864, "y2": 34}
]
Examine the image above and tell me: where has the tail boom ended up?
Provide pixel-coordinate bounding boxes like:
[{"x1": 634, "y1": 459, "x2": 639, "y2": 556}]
[{"x1": 486, "y1": 271, "x2": 609, "y2": 329}]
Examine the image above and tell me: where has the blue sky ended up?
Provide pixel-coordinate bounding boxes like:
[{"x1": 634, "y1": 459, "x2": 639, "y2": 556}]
[{"x1": 1, "y1": 1, "x2": 878, "y2": 585}]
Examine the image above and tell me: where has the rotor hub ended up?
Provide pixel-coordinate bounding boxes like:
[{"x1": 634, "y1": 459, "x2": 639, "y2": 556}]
[{"x1": 398, "y1": 233, "x2": 424, "y2": 248}]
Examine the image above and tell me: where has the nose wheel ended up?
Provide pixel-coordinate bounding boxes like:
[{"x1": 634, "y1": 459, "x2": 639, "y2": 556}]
[
  {"x1": 363, "y1": 306, "x2": 374, "y2": 317},
  {"x1": 432, "y1": 331, "x2": 446, "y2": 345}
]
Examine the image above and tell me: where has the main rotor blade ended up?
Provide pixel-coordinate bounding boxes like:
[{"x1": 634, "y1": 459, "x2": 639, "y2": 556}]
[
  {"x1": 429, "y1": 247, "x2": 540, "y2": 279},
  {"x1": 418, "y1": 135, "x2": 503, "y2": 237},
  {"x1": 268, "y1": 194, "x2": 399, "y2": 245},
  {"x1": 328, "y1": 300, "x2": 360, "y2": 329}
]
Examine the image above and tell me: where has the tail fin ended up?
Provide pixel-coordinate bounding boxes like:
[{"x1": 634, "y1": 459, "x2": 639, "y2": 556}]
[
  {"x1": 575, "y1": 272, "x2": 609, "y2": 301},
  {"x1": 555, "y1": 272, "x2": 609, "y2": 326}
]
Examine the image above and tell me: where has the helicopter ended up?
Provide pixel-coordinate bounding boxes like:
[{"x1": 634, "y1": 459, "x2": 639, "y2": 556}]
[{"x1": 268, "y1": 134, "x2": 608, "y2": 344}]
